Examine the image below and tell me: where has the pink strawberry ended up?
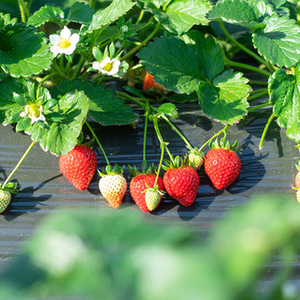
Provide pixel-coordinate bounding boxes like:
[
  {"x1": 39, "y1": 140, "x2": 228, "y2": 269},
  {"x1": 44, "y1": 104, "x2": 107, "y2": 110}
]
[
  {"x1": 129, "y1": 164, "x2": 164, "y2": 213},
  {"x1": 163, "y1": 156, "x2": 199, "y2": 206},
  {"x1": 99, "y1": 164, "x2": 127, "y2": 209},
  {"x1": 204, "y1": 138, "x2": 241, "y2": 190},
  {"x1": 59, "y1": 144, "x2": 97, "y2": 191}
]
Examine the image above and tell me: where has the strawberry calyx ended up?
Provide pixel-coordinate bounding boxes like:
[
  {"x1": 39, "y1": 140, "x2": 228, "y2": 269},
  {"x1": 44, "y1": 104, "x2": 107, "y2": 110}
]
[
  {"x1": 209, "y1": 137, "x2": 241, "y2": 153},
  {"x1": 0, "y1": 182, "x2": 18, "y2": 194},
  {"x1": 128, "y1": 162, "x2": 157, "y2": 177},
  {"x1": 98, "y1": 164, "x2": 125, "y2": 177},
  {"x1": 162, "y1": 155, "x2": 185, "y2": 171}
]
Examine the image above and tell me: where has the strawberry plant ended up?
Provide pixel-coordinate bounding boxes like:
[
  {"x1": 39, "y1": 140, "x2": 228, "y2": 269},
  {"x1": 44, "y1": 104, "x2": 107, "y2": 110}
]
[{"x1": 0, "y1": 0, "x2": 300, "y2": 213}]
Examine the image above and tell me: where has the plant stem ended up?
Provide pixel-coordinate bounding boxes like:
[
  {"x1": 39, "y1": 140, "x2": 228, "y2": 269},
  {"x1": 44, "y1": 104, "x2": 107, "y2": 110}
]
[
  {"x1": 143, "y1": 109, "x2": 149, "y2": 164},
  {"x1": 116, "y1": 91, "x2": 146, "y2": 109},
  {"x1": 154, "y1": 141, "x2": 165, "y2": 187},
  {"x1": 219, "y1": 22, "x2": 271, "y2": 71},
  {"x1": 248, "y1": 80, "x2": 268, "y2": 86},
  {"x1": 121, "y1": 23, "x2": 161, "y2": 61},
  {"x1": 2, "y1": 141, "x2": 36, "y2": 189},
  {"x1": 85, "y1": 121, "x2": 110, "y2": 165},
  {"x1": 247, "y1": 102, "x2": 271, "y2": 113},
  {"x1": 152, "y1": 116, "x2": 174, "y2": 165},
  {"x1": 248, "y1": 89, "x2": 269, "y2": 101},
  {"x1": 18, "y1": 0, "x2": 29, "y2": 22},
  {"x1": 199, "y1": 124, "x2": 229, "y2": 152},
  {"x1": 224, "y1": 58, "x2": 271, "y2": 77},
  {"x1": 36, "y1": 73, "x2": 56, "y2": 99},
  {"x1": 161, "y1": 114, "x2": 193, "y2": 149},
  {"x1": 259, "y1": 113, "x2": 275, "y2": 150}
]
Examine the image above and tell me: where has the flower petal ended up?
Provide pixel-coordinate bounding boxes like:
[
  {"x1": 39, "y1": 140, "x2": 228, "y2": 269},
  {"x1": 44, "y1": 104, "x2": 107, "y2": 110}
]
[
  {"x1": 60, "y1": 26, "x2": 71, "y2": 39},
  {"x1": 92, "y1": 61, "x2": 101, "y2": 70},
  {"x1": 49, "y1": 34, "x2": 60, "y2": 45},
  {"x1": 99, "y1": 57, "x2": 111, "y2": 68},
  {"x1": 70, "y1": 33, "x2": 80, "y2": 45}
]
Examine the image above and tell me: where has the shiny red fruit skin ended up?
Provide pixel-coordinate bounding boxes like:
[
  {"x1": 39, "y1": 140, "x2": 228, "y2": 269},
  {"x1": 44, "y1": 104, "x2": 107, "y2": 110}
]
[
  {"x1": 143, "y1": 72, "x2": 164, "y2": 91},
  {"x1": 59, "y1": 145, "x2": 97, "y2": 191},
  {"x1": 163, "y1": 166, "x2": 199, "y2": 206},
  {"x1": 130, "y1": 174, "x2": 164, "y2": 213},
  {"x1": 204, "y1": 149, "x2": 241, "y2": 190}
]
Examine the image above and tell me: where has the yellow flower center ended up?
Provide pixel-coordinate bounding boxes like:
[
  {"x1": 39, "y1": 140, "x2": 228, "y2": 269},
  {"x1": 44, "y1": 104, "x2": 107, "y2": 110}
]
[
  {"x1": 28, "y1": 103, "x2": 40, "y2": 117},
  {"x1": 103, "y1": 62, "x2": 113, "y2": 72},
  {"x1": 58, "y1": 38, "x2": 71, "y2": 49}
]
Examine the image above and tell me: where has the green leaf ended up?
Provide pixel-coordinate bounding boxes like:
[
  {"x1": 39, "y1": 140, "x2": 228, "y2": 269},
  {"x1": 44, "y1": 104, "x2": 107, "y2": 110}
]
[
  {"x1": 151, "y1": 0, "x2": 211, "y2": 35},
  {"x1": 138, "y1": 36, "x2": 205, "y2": 94},
  {"x1": 88, "y1": 0, "x2": 136, "y2": 32},
  {"x1": 184, "y1": 30, "x2": 224, "y2": 81},
  {"x1": 206, "y1": 0, "x2": 265, "y2": 31},
  {"x1": 198, "y1": 70, "x2": 251, "y2": 125},
  {"x1": 65, "y1": 2, "x2": 94, "y2": 25},
  {"x1": 157, "y1": 103, "x2": 179, "y2": 119},
  {"x1": 269, "y1": 67, "x2": 300, "y2": 142},
  {"x1": 15, "y1": 115, "x2": 31, "y2": 132},
  {"x1": 25, "y1": 90, "x2": 89, "y2": 155},
  {"x1": 27, "y1": 4, "x2": 64, "y2": 27},
  {"x1": 52, "y1": 80, "x2": 137, "y2": 126},
  {"x1": 253, "y1": 14, "x2": 300, "y2": 68},
  {"x1": 0, "y1": 23, "x2": 52, "y2": 77}
]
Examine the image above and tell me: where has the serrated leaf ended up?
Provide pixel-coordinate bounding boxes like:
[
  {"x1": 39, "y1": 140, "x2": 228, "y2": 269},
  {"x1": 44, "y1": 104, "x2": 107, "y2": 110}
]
[
  {"x1": 27, "y1": 5, "x2": 64, "y2": 27},
  {"x1": 184, "y1": 30, "x2": 224, "y2": 81},
  {"x1": 138, "y1": 36, "x2": 205, "y2": 94},
  {"x1": 269, "y1": 67, "x2": 300, "y2": 142},
  {"x1": 207, "y1": 0, "x2": 265, "y2": 31},
  {"x1": 0, "y1": 23, "x2": 52, "y2": 77},
  {"x1": 198, "y1": 70, "x2": 250, "y2": 124},
  {"x1": 88, "y1": 0, "x2": 136, "y2": 32},
  {"x1": 25, "y1": 90, "x2": 89, "y2": 155},
  {"x1": 52, "y1": 80, "x2": 137, "y2": 126},
  {"x1": 151, "y1": 0, "x2": 211, "y2": 35},
  {"x1": 253, "y1": 14, "x2": 300, "y2": 68},
  {"x1": 157, "y1": 103, "x2": 179, "y2": 119},
  {"x1": 65, "y1": 2, "x2": 94, "y2": 25}
]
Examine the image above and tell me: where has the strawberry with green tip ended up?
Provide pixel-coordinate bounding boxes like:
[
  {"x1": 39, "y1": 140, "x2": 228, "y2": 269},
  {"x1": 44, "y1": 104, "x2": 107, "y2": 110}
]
[
  {"x1": 204, "y1": 138, "x2": 241, "y2": 190},
  {"x1": 144, "y1": 184, "x2": 165, "y2": 211},
  {"x1": 186, "y1": 147, "x2": 205, "y2": 171},
  {"x1": 163, "y1": 156, "x2": 199, "y2": 207},
  {"x1": 129, "y1": 163, "x2": 164, "y2": 213},
  {"x1": 99, "y1": 164, "x2": 127, "y2": 209},
  {"x1": 59, "y1": 144, "x2": 97, "y2": 191},
  {"x1": 0, "y1": 182, "x2": 18, "y2": 214}
]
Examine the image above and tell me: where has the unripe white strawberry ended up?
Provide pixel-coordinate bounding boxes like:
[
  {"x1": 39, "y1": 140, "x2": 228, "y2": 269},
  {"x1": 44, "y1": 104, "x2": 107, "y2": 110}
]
[
  {"x1": 0, "y1": 190, "x2": 11, "y2": 213},
  {"x1": 99, "y1": 164, "x2": 127, "y2": 209},
  {"x1": 144, "y1": 185, "x2": 164, "y2": 212},
  {"x1": 187, "y1": 148, "x2": 205, "y2": 171}
]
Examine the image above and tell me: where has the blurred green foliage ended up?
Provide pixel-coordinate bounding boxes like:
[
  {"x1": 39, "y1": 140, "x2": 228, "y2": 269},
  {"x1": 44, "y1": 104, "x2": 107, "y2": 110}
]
[{"x1": 1, "y1": 194, "x2": 300, "y2": 299}]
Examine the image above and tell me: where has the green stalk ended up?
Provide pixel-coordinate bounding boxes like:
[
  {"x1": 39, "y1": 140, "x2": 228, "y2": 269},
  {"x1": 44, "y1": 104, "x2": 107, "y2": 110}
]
[
  {"x1": 248, "y1": 89, "x2": 269, "y2": 102},
  {"x1": 219, "y1": 22, "x2": 271, "y2": 71},
  {"x1": 224, "y1": 58, "x2": 271, "y2": 77},
  {"x1": 142, "y1": 109, "x2": 150, "y2": 164},
  {"x1": 71, "y1": 55, "x2": 86, "y2": 79},
  {"x1": 36, "y1": 73, "x2": 56, "y2": 99},
  {"x1": 248, "y1": 80, "x2": 268, "y2": 86},
  {"x1": 154, "y1": 141, "x2": 165, "y2": 187},
  {"x1": 115, "y1": 91, "x2": 146, "y2": 109},
  {"x1": 121, "y1": 23, "x2": 161, "y2": 61},
  {"x1": 259, "y1": 113, "x2": 275, "y2": 150},
  {"x1": 85, "y1": 121, "x2": 110, "y2": 165},
  {"x1": 18, "y1": 0, "x2": 29, "y2": 22},
  {"x1": 152, "y1": 116, "x2": 174, "y2": 165},
  {"x1": 161, "y1": 114, "x2": 193, "y2": 149},
  {"x1": 2, "y1": 141, "x2": 36, "y2": 189},
  {"x1": 247, "y1": 102, "x2": 271, "y2": 113},
  {"x1": 199, "y1": 124, "x2": 229, "y2": 152}
]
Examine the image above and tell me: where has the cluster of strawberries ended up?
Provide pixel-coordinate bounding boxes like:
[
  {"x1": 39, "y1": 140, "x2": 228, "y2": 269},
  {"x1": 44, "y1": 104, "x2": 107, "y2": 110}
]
[{"x1": 59, "y1": 138, "x2": 242, "y2": 213}]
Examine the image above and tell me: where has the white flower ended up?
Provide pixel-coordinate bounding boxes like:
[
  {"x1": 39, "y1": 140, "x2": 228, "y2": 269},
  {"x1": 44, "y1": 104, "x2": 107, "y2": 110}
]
[
  {"x1": 49, "y1": 26, "x2": 80, "y2": 56},
  {"x1": 92, "y1": 57, "x2": 121, "y2": 76},
  {"x1": 20, "y1": 103, "x2": 46, "y2": 124}
]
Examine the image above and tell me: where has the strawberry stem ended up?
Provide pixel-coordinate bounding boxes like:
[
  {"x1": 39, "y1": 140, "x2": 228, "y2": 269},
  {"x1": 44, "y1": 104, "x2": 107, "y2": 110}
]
[
  {"x1": 85, "y1": 121, "x2": 110, "y2": 165},
  {"x1": 143, "y1": 107, "x2": 150, "y2": 164},
  {"x1": 259, "y1": 113, "x2": 275, "y2": 150},
  {"x1": 199, "y1": 124, "x2": 229, "y2": 152},
  {"x1": 160, "y1": 114, "x2": 193, "y2": 149},
  {"x1": 154, "y1": 140, "x2": 165, "y2": 187},
  {"x1": 2, "y1": 141, "x2": 36, "y2": 189},
  {"x1": 152, "y1": 115, "x2": 174, "y2": 165}
]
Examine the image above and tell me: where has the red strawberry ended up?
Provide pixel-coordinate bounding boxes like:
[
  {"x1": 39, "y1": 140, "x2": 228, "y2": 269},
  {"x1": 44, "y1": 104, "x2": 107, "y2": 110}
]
[
  {"x1": 129, "y1": 164, "x2": 164, "y2": 213},
  {"x1": 143, "y1": 72, "x2": 165, "y2": 92},
  {"x1": 204, "y1": 138, "x2": 241, "y2": 190},
  {"x1": 163, "y1": 156, "x2": 199, "y2": 207},
  {"x1": 99, "y1": 164, "x2": 127, "y2": 209},
  {"x1": 59, "y1": 144, "x2": 97, "y2": 191}
]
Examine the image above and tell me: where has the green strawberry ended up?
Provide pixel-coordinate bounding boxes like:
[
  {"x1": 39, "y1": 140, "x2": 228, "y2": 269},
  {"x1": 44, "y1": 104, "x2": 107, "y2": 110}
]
[
  {"x1": 0, "y1": 190, "x2": 11, "y2": 213},
  {"x1": 186, "y1": 147, "x2": 205, "y2": 171},
  {"x1": 144, "y1": 185, "x2": 165, "y2": 211}
]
